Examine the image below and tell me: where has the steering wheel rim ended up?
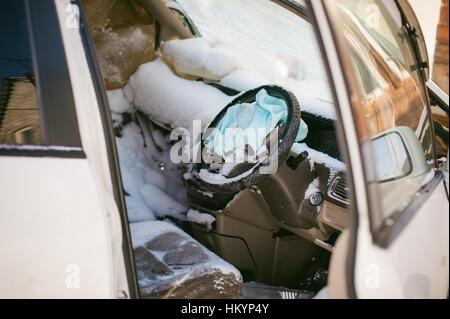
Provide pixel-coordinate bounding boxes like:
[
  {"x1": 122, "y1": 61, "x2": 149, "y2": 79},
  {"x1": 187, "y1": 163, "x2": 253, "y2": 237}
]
[{"x1": 197, "y1": 85, "x2": 301, "y2": 193}]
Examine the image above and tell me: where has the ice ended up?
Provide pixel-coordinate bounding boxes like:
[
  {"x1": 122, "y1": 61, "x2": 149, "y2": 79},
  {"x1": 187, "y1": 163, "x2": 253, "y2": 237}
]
[
  {"x1": 124, "y1": 58, "x2": 234, "y2": 131},
  {"x1": 186, "y1": 209, "x2": 216, "y2": 231},
  {"x1": 162, "y1": 37, "x2": 241, "y2": 81}
]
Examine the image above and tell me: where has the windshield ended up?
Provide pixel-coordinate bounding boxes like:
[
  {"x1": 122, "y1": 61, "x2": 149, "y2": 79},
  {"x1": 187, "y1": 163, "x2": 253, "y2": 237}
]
[{"x1": 174, "y1": 0, "x2": 336, "y2": 120}]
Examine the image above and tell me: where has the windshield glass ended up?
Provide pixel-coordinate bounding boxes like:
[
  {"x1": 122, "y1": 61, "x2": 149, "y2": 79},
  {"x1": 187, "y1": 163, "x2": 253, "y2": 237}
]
[{"x1": 174, "y1": 0, "x2": 336, "y2": 119}]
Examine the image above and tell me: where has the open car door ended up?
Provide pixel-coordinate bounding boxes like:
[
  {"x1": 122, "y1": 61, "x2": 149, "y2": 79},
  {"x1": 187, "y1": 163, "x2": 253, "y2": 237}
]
[
  {"x1": 0, "y1": 0, "x2": 134, "y2": 298},
  {"x1": 308, "y1": 0, "x2": 449, "y2": 298}
]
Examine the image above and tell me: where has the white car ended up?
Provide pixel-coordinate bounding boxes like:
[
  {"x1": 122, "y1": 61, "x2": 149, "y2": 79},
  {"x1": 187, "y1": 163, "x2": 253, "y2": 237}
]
[{"x1": 0, "y1": 0, "x2": 448, "y2": 299}]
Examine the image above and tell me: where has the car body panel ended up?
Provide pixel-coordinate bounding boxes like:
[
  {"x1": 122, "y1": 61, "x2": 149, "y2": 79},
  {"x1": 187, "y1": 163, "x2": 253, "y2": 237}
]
[
  {"x1": 312, "y1": 0, "x2": 449, "y2": 298},
  {"x1": 0, "y1": 0, "x2": 129, "y2": 298}
]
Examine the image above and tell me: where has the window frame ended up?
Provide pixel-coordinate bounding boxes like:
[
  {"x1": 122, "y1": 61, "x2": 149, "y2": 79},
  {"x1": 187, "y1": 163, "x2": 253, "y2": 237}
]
[
  {"x1": 369, "y1": 0, "x2": 443, "y2": 246},
  {"x1": 335, "y1": 0, "x2": 443, "y2": 247},
  {"x1": 0, "y1": 0, "x2": 84, "y2": 158}
]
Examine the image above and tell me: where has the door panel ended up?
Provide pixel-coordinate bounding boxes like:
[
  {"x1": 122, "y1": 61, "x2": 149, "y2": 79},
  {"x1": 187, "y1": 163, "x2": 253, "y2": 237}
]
[
  {"x1": 0, "y1": 0, "x2": 124, "y2": 298},
  {"x1": 354, "y1": 177, "x2": 449, "y2": 298},
  {"x1": 311, "y1": 0, "x2": 449, "y2": 298},
  {"x1": 0, "y1": 156, "x2": 115, "y2": 298}
]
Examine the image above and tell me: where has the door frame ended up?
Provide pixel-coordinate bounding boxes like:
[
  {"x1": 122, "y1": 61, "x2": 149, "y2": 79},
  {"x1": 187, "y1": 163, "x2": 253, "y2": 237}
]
[
  {"x1": 306, "y1": 0, "x2": 371, "y2": 298},
  {"x1": 70, "y1": 0, "x2": 140, "y2": 298}
]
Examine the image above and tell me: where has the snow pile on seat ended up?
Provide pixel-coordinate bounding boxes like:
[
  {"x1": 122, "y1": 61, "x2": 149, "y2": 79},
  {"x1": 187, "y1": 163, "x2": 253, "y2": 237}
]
[
  {"x1": 162, "y1": 37, "x2": 241, "y2": 81},
  {"x1": 131, "y1": 220, "x2": 242, "y2": 298},
  {"x1": 124, "y1": 58, "x2": 234, "y2": 130},
  {"x1": 114, "y1": 121, "x2": 188, "y2": 222}
]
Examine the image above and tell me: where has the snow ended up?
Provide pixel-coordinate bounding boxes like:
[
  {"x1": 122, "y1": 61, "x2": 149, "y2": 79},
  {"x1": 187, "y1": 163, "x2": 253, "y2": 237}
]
[
  {"x1": 219, "y1": 69, "x2": 268, "y2": 92},
  {"x1": 197, "y1": 141, "x2": 346, "y2": 186},
  {"x1": 123, "y1": 58, "x2": 233, "y2": 131},
  {"x1": 186, "y1": 209, "x2": 216, "y2": 231},
  {"x1": 304, "y1": 177, "x2": 320, "y2": 199},
  {"x1": 176, "y1": 0, "x2": 336, "y2": 120},
  {"x1": 291, "y1": 142, "x2": 346, "y2": 186},
  {"x1": 140, "y1": 183, "x2": 187, "y2": 221},
  {"x1": 198, "y1": 164, "x2": 258, "y2": 185},
  {"x1": 291, "y1": 143, "x2": 346, "y2": 173},
  {"x1": 115, "y1": 122, "x2": 188, "y2": 223},
  {"x1": 107, "y1": 89, "x2": 133, "y2": 113},
  {"x1": 111, "y1": 54, "x2": 239, "y2": 222},
  {"x1": 131, "y1": 220, "x2": 242, "y2": 280},
  {"x1": 162, "y1": 37, "x2": 241, "y2": 81},
  {"x1": 98, "y1": 0, "x2": 353, "y2": 297}
]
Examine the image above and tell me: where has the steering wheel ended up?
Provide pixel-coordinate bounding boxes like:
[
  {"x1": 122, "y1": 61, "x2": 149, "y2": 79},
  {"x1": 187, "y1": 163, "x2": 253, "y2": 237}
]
[{"x1": 196, "y1": 85, "x2": 301, "y2": 193}]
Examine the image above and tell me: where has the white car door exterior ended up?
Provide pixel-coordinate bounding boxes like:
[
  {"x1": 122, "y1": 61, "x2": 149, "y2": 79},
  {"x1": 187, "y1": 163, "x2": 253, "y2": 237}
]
[
  {"x1": 309, "y1": 0, "x2": 449, "y2": 298},
  {"x1": 0, "y1": 0, "x2": 133, "y2": 298}
]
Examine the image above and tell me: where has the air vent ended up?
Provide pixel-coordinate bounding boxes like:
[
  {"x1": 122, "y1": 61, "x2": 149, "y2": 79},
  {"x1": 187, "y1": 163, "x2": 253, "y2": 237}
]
[{"x1": 329, "y1": 176, "x2": 349, "y2": 204}]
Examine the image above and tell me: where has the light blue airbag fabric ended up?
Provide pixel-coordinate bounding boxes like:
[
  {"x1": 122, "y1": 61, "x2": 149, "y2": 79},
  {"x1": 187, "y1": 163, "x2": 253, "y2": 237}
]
[{"x1": 204, "y1": 89, "x2": 308, "y2": 158}]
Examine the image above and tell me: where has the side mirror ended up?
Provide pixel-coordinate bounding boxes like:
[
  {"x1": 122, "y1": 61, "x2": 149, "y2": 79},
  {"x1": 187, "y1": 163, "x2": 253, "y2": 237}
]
[
  {"x1": 372, "y1": 126, "x2": 428, "y2": 183},
  {"x1": 372, "y1": 132, "x2": 412, "y2": 182}
]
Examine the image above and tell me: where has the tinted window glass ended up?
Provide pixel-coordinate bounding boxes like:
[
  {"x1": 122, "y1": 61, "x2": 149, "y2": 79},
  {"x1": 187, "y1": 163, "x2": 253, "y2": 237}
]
[
  {"x1": 0, "y1": 0, "x2": 41, "y2": 145},
  {"x1": 337, "y1": 0, "x2": 435, "y2": 222}
]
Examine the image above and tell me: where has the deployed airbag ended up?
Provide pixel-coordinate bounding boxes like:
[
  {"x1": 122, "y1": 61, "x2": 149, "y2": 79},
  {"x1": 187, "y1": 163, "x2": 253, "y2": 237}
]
[{"x1": 204, "y1": 88, "x2": 308, "y2": 158}]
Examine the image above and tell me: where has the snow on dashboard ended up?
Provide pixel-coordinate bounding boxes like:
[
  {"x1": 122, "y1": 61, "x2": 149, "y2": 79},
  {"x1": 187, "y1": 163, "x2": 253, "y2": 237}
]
[
  {"x1": 124, "y1": 57, "x2": 233, "y2": 131},
  {"x1": 162, "y1": 37, "x2": 241, "y2": 81}
]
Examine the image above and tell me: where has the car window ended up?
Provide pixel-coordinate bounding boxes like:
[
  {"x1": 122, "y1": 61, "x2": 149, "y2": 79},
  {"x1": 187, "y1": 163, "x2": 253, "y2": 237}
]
[
  {"x1": 0, "y1": 1, "x2": 41, "y2": 145},
  {"x1": 0, "y1": 0, "x2": 83, "y2": 150},
  {"x1": 336, "y1": 0, "x2": 435, "y2": 225}
]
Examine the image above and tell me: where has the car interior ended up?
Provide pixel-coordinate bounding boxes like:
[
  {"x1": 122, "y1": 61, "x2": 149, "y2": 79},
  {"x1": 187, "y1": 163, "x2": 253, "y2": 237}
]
[{"x1": 81, "y1": 0, "x2": 350, "y2": 298}]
